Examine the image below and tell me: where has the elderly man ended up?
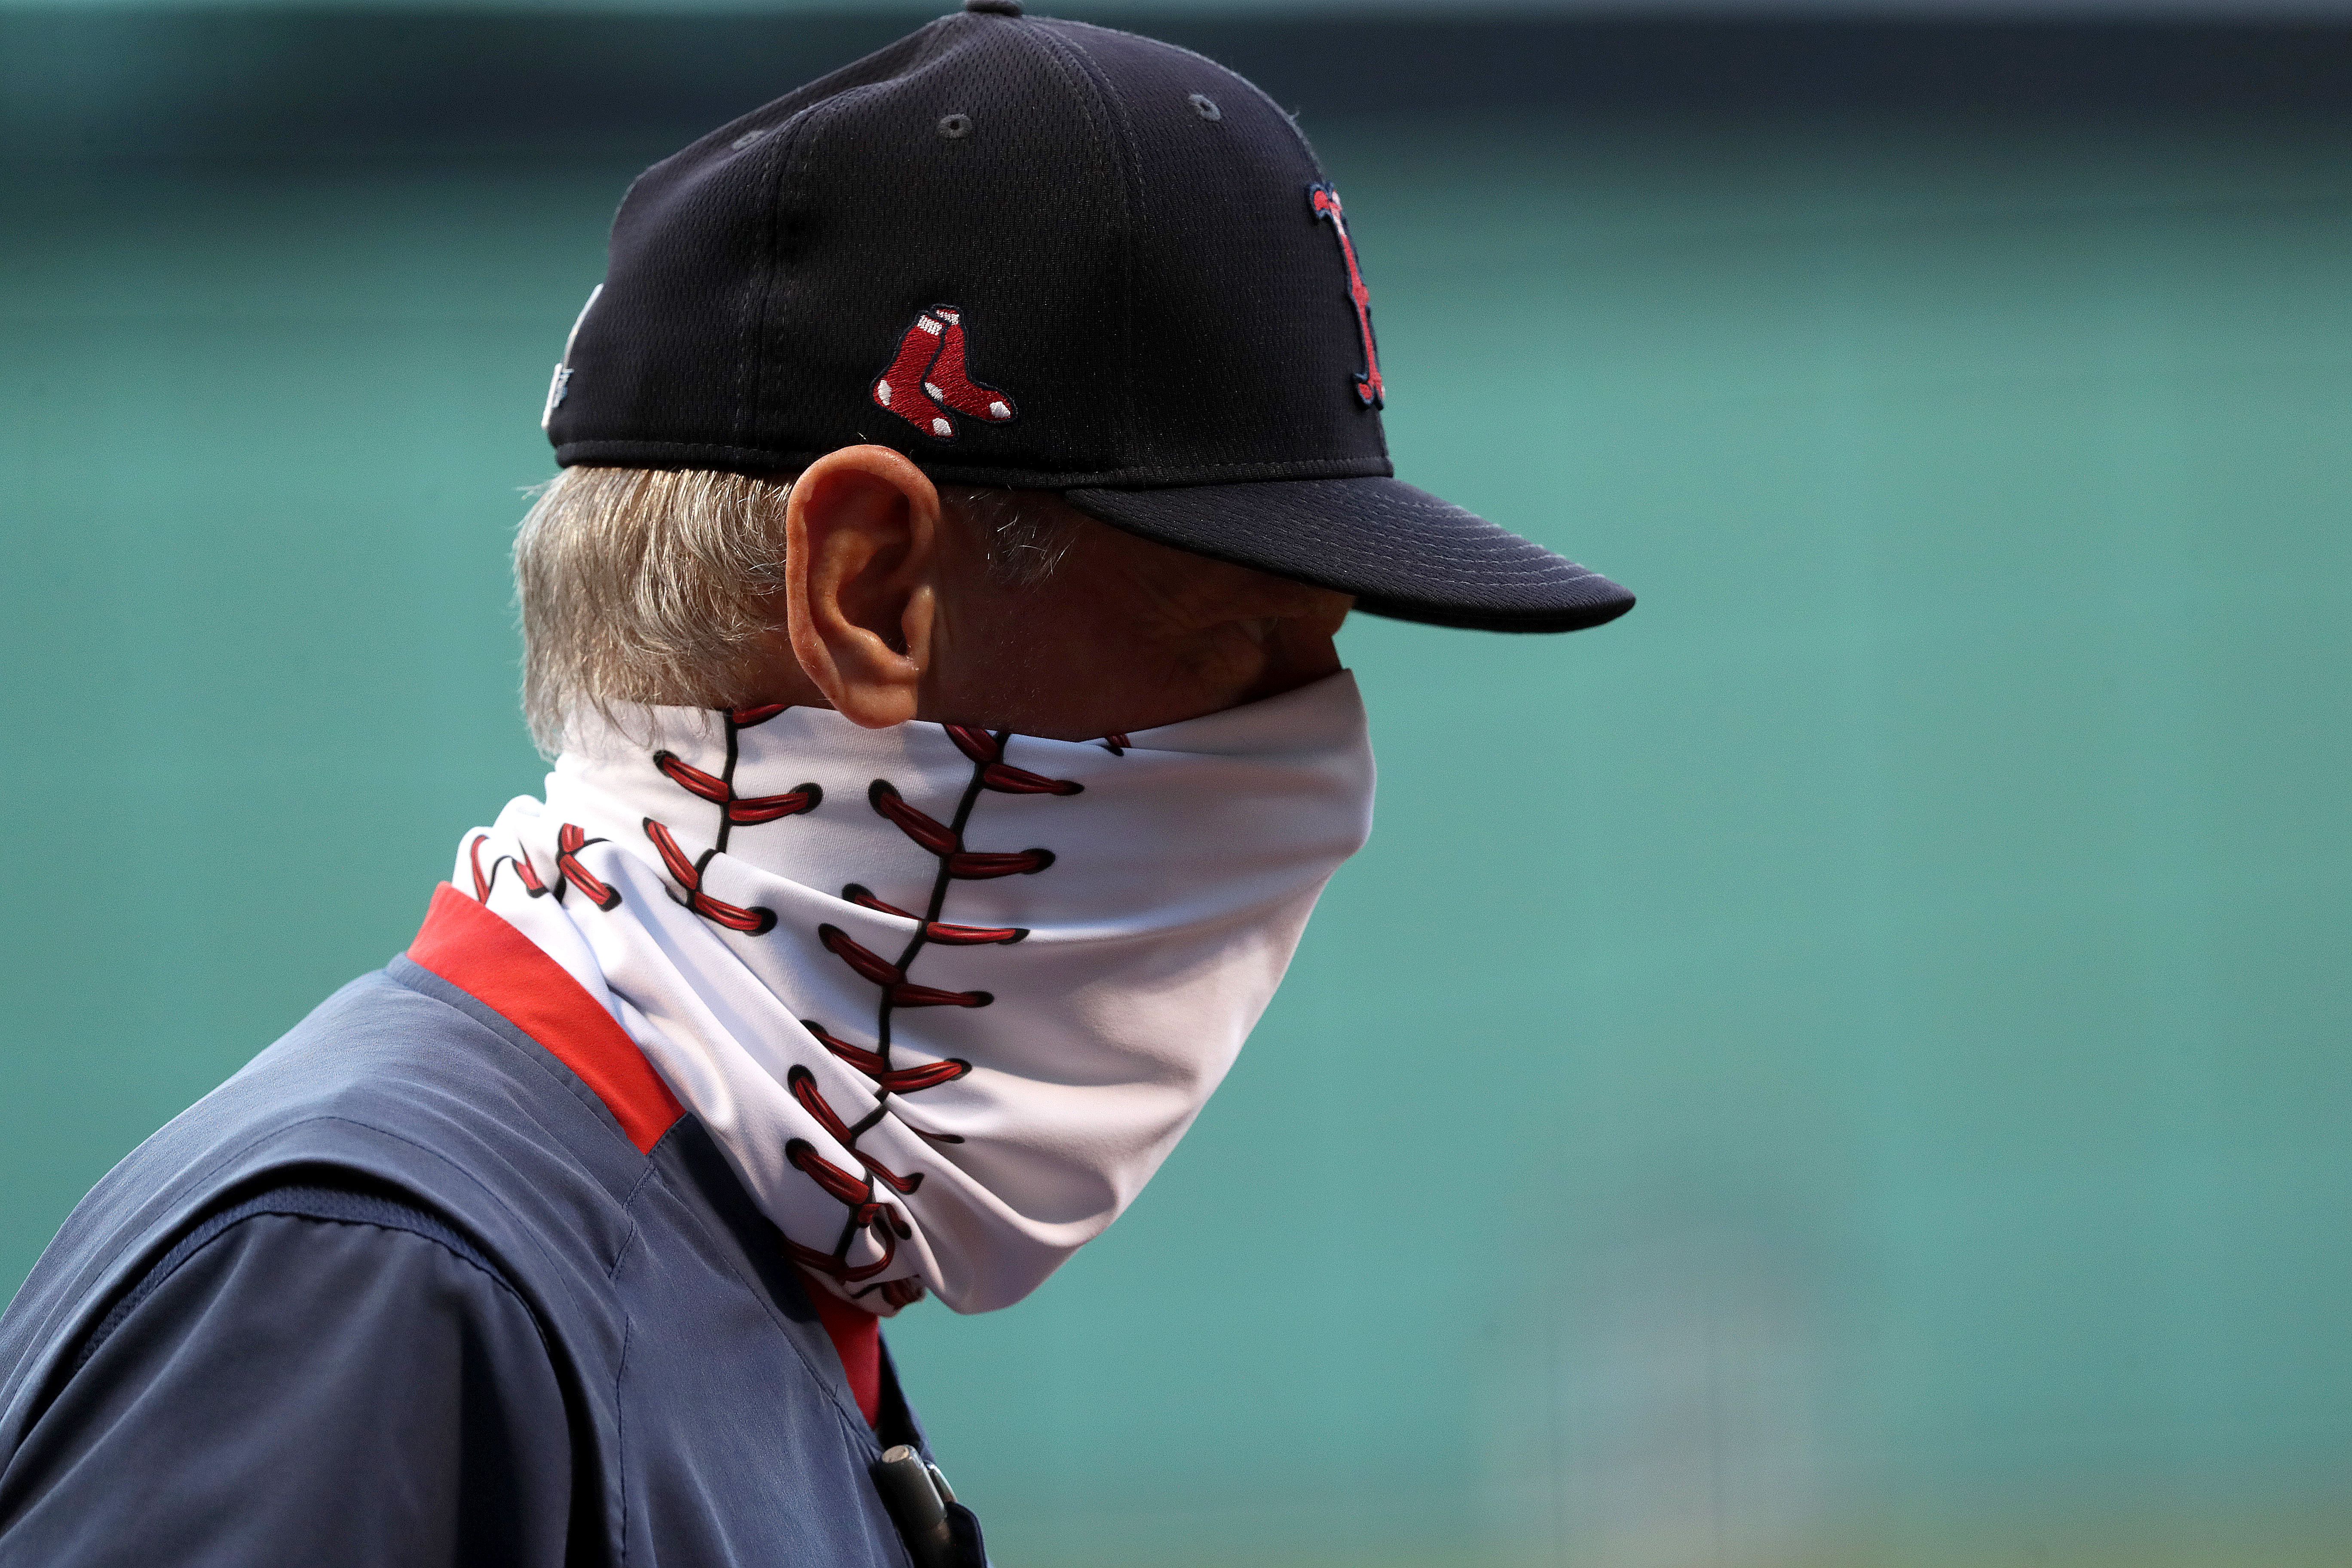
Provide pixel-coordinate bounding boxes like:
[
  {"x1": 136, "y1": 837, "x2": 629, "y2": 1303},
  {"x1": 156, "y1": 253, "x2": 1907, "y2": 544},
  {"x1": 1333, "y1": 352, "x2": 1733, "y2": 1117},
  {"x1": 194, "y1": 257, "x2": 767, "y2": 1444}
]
[{"x1": 0, "y1": 5, "x2": 1629, "y2": 1565}]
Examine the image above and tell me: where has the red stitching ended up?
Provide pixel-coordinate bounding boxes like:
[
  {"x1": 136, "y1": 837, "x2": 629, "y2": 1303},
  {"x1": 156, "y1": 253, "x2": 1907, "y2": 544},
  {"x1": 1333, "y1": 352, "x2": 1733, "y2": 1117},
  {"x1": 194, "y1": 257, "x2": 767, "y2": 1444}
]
[
  {"x1": 727, "y1": 790, "x2": 821, "y2": 826},
  {"x1": 982, "y1": 762, "x2": 1082, "y2": 796},
  {"x1": 1309, "y1": 183, "x2": 1386, "y2": 410},
  {"x1": 654, "y1": 752, "x2": 821, "y2": 826},
  {"x1": 921, "y1": 922, "x2": 1027, "y2": 946},
  {"x1": 643, "y1": 816, "x2": 698, "y2": 884},
  {"x1": 555, "y1": 824, "x2": 622, "y2": 910},
  {"x1": 947, "y1": 848, "x2": 1054, "y2": 879},
  {"x1": 841, "y1": 884, "x2": 916, "y2": 919},
  {"x1": 470, "y1": 834, "x2": 550, "y2": 902},
  {"x1": 946, "y1": 723, "x2": 1084, "y2": 795},
  {"x1": 891, "y1": 981, "x2": 995, "y2": 1010},
  {"x1": 819, "y1": 925, "x2": 994, "y2": 1008},
  {"x1": 645, "y1": 709, "x2": 816, "y2": 934},
  {"x1": 844, "y1": 885, "x2": 1027, "y2": 946},
  {"x1": 788, "y1": 1063, "x2": 858, "y2": 1143},
  {"x1": 867, "y1": 782, "x2": 959, "y2": 854},
  {"x1": 792, "y1": 729, "x2": 1081, "y2": 1304},
  {"x1": 642, "y1": 819, "x2": 775, "y2": 935},
  {"x1": 867, "y1": 784, "x2": 1056, "y2": 876},
  {"x1": 818, "y1": 924, "x2": 902, "y2": 986},
  {"x1": 807, "y1": 1019, "x2": 975, "y2": 1095},
  {"x1": 790, "y1": 1066, "x2": 922, "y2": 1193},
  {"x1": 944, "y1": 725, "x2": 998, "y2": 765},
  {"x1": 786, "y1": 1229, "x2": 899, "y2": 1284},
  {"x1": 787, "y1": 1137, "x2": 873, "y2": 1208},
  {"x1": 873, "y1": 1059, "x2": 971, "y2": 1093},
  {"x1": 806, "y1": 1018, "x2": 888, "y2": 1076},
  {"x1": 653, "y1": 751, "x2": 729, "y2": 803}
]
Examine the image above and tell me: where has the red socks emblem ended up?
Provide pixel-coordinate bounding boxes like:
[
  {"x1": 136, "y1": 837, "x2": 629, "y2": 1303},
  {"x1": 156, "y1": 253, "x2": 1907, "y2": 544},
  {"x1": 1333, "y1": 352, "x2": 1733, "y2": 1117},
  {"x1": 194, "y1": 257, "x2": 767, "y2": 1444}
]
[{"x1": 871, "y1": 306, "x2": 1017, "y2": 440}]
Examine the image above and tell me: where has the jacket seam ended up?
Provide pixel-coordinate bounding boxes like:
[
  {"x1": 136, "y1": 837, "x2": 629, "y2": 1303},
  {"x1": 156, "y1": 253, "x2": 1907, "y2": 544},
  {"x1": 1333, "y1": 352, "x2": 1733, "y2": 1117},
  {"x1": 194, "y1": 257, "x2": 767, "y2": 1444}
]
[
  {"x1": 77, "y1": 1201, "x2": 537, "y2": 1376},
  {"x1": 1033, "y1": 23, "x2": 1145, "y2": 465},
  {"x1": 612, "y1": 1314, "x2": 634, "y2": 1568},
  {"x1": 744, "y1": 98, "x2": 819, "y2": 450},
  {"x1": 605, "y1": 1210, "x2": 645, "y2": 1284},
  {"x1": 386, "y1": 956, "x2": 664, "y2": 1183},
  {"x1": 628, "y1": 1124, "x2": 879, "y2": 1446}
]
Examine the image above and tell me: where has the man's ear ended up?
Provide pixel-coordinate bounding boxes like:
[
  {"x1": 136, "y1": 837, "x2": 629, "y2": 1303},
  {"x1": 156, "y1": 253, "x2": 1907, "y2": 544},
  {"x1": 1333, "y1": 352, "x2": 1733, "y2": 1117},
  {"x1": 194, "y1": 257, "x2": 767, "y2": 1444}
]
[{"x1": 784, "y1": 445, "x2": 941, "y2": 729}]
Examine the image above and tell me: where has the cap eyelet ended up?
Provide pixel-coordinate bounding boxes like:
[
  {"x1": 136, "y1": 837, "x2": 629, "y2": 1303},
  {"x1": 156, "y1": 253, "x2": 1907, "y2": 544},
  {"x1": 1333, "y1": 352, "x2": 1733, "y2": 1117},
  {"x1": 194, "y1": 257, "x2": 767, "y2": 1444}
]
[
  {"x1": 729, "y1": 129, "x2": 765, "y2": 151},
  {"x1": 937, "y1": 113, "x2": 974, "y2": 140},
  {"x1": 1188, "y1": 93, "x2": 1221, "y2": 122}
]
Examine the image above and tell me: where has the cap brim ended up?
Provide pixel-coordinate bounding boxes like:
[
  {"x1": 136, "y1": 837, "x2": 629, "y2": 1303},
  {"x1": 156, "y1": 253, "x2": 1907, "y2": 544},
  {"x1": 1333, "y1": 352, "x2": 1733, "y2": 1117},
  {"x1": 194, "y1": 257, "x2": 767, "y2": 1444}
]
[{"x1": 1061, "y1": 476, "x2": 1634, "y2": 634}]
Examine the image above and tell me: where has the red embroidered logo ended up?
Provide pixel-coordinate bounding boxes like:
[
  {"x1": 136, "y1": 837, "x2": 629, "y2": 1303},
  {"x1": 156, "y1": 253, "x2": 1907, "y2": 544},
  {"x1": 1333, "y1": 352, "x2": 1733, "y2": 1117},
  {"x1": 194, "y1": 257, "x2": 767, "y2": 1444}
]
[
  {"x1": 1308, "y1": 183, "x2": 1384, "y2": 410},
  {"x1": 871, "y1": 306, "x2": 1017, "y2": 441}
]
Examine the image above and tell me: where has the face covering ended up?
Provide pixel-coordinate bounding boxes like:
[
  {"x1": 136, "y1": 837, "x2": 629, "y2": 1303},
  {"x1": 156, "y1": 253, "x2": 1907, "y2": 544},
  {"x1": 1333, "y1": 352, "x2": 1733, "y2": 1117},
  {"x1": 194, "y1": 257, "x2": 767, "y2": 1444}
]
[{"x1": 455, "y1": 672, "x2": 1374, "y2": 1314}]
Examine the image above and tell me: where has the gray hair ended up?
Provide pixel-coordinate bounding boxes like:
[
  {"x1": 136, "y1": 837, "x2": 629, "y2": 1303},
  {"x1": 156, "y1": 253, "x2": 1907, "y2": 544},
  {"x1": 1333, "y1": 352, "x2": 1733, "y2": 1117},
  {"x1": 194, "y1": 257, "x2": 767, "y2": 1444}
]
[{"x1": 514, "y1": 466, "x2": 1078, "y2": 756}]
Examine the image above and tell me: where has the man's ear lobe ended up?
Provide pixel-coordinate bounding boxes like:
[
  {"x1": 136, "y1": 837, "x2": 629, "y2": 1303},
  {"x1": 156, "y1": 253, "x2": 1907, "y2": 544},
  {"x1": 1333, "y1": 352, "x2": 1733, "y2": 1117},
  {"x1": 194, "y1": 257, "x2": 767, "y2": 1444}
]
[{"x1": 784, "y1": 446, "x2": 941, "y2": 729}]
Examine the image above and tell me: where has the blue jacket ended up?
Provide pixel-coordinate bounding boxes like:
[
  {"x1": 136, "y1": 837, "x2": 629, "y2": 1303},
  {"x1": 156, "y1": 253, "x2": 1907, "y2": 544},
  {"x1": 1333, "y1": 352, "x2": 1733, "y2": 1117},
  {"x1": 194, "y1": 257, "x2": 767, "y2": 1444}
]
[{"x1": 0, "y1": 885, "x2": 978, "y2": 1566}]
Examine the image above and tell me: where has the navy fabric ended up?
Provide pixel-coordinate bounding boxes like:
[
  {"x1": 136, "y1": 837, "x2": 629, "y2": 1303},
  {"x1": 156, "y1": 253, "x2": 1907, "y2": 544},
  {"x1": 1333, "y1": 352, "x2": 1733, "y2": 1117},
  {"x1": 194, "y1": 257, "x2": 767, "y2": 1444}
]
[
  {"x1": 67, "y1": 1182, "x2": 503, "y2": 1377},
  {"x1": 543, "y1": 5, "x2": 1635, "y2": 635},
  {"x1": 9, "y1": 1192, "x2": 568, "y2": 1566},
  {"x1": 547, "y1": 9, "x2": 1390, "y2": 488},
  {"x1": 1066, "y1": 475, "x2": 1636, "y2": 633},
  {"x1": 0, "y1": 956, "x2": 962, "y2": 1567}
]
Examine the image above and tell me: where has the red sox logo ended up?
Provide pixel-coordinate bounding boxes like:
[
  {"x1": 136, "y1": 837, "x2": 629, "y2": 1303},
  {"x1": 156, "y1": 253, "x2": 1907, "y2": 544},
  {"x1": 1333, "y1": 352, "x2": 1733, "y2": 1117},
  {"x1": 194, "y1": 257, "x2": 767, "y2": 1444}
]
[
  {"x1": 872, "y1": 306, "x2": 1017, "y2": 441},
  {"x1": 1308, "y1": 183, "x2": 1384, "y2": 410}
]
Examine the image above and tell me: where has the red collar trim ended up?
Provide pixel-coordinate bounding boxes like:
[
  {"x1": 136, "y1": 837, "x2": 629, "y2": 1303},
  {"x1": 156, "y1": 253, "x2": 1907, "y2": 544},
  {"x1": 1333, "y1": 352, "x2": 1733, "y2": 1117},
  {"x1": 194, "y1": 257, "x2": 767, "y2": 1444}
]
[
  {"x1": 407, "y1": 882, "x2": 684, "y2": 1154},
  {"x1": 409, "y1": 883, "x2": 879, "y2": 1425},
  {"x1": 800, "y1": 1269, "x2": 883, "y2": 1427}
]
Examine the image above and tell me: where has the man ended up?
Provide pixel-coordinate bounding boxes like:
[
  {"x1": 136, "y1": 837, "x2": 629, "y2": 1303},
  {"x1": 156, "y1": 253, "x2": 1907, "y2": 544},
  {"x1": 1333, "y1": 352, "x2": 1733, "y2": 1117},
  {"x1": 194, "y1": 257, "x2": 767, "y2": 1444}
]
[{"x1": 0, "y1": 4, "x2": 1631, "y2": 1563}]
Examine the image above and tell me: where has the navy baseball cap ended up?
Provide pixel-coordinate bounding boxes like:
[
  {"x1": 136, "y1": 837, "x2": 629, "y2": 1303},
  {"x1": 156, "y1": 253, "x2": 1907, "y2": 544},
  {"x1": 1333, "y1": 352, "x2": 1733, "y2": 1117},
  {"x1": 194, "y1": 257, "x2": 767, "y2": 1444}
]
[{"x1": 544, "y1": 0, "x2": 1633, "y2": 634}]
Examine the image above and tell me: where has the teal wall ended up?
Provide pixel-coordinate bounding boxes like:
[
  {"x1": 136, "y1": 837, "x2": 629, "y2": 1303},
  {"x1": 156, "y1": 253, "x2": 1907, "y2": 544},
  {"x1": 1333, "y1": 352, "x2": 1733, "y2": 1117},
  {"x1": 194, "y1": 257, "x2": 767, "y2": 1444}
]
[{"x1": 5, "y1": 91, "x2": 2349, "y2": 1568}]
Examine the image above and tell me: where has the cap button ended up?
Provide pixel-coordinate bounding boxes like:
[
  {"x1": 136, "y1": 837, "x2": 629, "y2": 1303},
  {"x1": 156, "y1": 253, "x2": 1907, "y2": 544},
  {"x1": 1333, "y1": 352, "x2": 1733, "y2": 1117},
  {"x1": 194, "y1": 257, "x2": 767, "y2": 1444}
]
[{"x1": 963, "y1": 0, "x2": 1023, "y2": 12}]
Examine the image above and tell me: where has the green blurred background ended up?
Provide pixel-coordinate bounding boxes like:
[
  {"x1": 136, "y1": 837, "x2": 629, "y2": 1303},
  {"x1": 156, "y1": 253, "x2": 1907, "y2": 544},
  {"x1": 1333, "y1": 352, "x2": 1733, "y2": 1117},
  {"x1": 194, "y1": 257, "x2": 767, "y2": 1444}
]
[{"x1": 4, "y1": 5, "x2": 2349, "y2": 1565}]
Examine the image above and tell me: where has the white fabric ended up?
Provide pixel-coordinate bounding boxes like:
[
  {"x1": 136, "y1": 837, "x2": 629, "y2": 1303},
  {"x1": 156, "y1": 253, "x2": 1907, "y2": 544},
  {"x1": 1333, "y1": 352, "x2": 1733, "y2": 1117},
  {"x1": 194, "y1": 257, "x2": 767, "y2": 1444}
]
[{"x1": 455, "y1": 673, "x2": 1374, "y2": 1315}]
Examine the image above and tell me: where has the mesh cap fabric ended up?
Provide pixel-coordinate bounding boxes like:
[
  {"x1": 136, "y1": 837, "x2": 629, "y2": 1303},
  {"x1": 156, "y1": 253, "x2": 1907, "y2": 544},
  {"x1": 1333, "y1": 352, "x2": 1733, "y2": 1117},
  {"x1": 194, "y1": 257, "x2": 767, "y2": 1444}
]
[{"x1": 542, "y1": 3, "x2": 1634, "y2": 633}]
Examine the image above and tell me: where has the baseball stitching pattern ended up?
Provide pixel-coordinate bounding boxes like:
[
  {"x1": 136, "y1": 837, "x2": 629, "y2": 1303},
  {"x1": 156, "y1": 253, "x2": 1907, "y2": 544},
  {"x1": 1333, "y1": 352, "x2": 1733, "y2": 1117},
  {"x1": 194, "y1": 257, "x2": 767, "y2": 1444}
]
[
  {"x1": 641, "y1": 704, "x2": 821, "y2": 937},
  {"x1": 504, "y1": 707, "x2": 1133, "y2": 1310},
  {"x1": 471, "y1": 824, "x2": 620, "y2": 910},
  {"x1": 785, "y1": 724, "x2": 1084, "y2": 1307}
]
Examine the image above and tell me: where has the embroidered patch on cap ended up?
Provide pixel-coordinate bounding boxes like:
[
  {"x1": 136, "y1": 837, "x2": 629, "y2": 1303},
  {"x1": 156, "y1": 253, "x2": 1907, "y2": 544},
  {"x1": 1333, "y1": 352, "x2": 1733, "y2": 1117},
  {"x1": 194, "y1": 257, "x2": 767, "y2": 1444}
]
[
  {"x1": 541, "y1": 283, "x2": 604, "y2": 430},
  {"x1": 1307, "y1": 185, "x2": 1383, "y2": 410},
  {"x1": 871, "y1": 306, "x2": 1017, "y2": 441}
]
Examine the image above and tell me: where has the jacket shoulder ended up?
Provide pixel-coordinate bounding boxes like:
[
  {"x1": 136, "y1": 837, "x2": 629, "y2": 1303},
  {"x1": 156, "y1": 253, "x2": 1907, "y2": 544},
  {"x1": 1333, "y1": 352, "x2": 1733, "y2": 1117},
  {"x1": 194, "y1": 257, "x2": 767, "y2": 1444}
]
[
  {"x1": 0, "y1": 1182, "x2": 574, "y2": 1567},
  {"x1": 0, "y1": 963, "x2": 650, "y2": 1449}
]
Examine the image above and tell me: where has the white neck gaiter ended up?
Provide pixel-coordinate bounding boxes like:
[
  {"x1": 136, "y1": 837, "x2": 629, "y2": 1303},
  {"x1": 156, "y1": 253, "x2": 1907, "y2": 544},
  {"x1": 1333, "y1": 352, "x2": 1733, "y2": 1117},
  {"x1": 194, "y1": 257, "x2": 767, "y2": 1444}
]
[{"x1": 454, "y1": 673, "x2": 1374, "y2": 1315}]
